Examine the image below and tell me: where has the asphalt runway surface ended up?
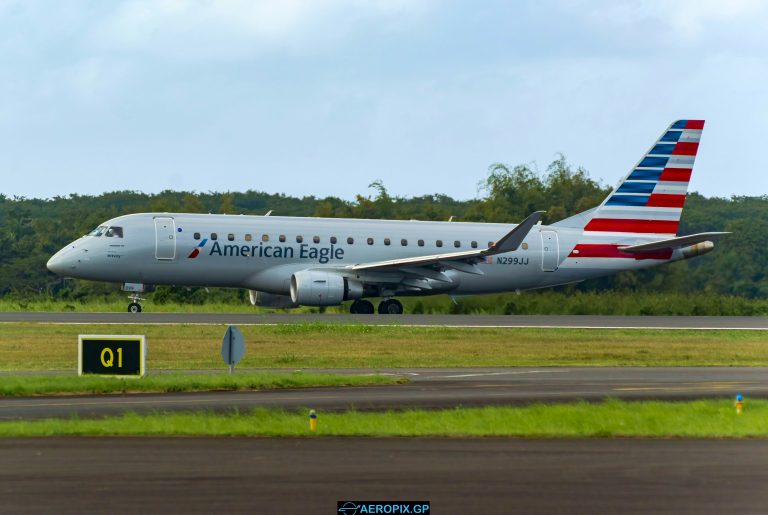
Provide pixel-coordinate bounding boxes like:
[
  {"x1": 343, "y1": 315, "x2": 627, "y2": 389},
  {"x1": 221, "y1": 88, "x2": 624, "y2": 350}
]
[
  {"x1": 3, "y1": 318, "x2": 766, "y2": 514},
  {"x1": 2, "y1": 437, "x2": 767, "y2": 515},
  {"x1": 3, "y1": 367, "x2": 767, "y2": 420},
  {"x1": 2, "y1": 312, "x2": 768, "y2": 328}
]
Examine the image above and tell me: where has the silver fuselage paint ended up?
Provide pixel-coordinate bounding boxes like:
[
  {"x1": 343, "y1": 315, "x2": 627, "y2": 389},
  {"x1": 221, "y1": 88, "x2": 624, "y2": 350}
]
[{"x1": 47, "y1": 212, "x2": 675, "y2": 297}]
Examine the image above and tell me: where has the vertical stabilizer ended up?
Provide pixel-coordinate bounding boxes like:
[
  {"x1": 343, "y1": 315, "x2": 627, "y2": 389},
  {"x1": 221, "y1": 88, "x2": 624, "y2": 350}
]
[{"x1": 584, "y1": 119, "x2": 704, "y2": 237}]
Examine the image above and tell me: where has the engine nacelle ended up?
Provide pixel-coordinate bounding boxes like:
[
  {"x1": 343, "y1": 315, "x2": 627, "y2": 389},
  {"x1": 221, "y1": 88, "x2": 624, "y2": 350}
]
[
  {"x1": 249, "y1": 290, "x2": 299, "y2": 309},
  {"x1": 290, "y1": 271, "x2": 363, "y2": 306}
]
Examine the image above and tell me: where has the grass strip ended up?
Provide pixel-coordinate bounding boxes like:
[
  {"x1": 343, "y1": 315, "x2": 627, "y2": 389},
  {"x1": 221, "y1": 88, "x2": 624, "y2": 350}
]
[
  {"x1": 0, "y1": 372, "x2": 403, "y2": 396},
  {"x1": 1, "y1": 400, "x2": 766, "y2": 437},
  {"x1": 3, "y1": 292, "x2": 767, "y2": 316},
  {"x1": 1, "y1": 323, "x2": 767, "y2": 370}
]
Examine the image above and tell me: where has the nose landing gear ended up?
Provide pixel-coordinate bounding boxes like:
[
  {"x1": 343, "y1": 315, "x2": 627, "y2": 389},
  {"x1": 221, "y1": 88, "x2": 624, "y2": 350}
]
[
  {"x1": 127, "y1": 294, "x2": 144, "y2": 313},
  {"x1": 122, "y1": 283, "x2": 146, "y2": 313}
]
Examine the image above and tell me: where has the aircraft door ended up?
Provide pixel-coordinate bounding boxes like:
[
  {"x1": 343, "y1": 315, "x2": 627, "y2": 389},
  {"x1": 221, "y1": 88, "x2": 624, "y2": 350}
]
[
  {"x1": 154, "y1": 217, "x2": 176, "y2": 260},
  {"x1": 540, "y1": 230, "x2": 559, "y2": 272}
]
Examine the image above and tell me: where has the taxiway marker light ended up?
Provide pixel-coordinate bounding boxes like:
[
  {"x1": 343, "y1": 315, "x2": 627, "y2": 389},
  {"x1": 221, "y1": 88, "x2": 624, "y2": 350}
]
[{"x1": 309, "y1": 409, "x2": 317, "y2": 431}]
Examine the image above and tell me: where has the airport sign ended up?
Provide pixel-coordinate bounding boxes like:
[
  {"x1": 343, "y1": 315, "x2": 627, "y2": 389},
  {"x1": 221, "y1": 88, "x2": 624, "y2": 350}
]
[
  {"x1": 221, "y1": 325, "x2": 245, "y2": 373},
  {"x1": 78, "y1": 335, "x2": 146, "y2": 377}
]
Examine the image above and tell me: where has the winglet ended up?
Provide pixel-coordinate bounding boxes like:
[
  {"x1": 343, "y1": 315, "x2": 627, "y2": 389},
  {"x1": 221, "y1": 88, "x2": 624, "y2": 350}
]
[{"x1": 484, "y1": 211, "x2": 545, "y2": 255}]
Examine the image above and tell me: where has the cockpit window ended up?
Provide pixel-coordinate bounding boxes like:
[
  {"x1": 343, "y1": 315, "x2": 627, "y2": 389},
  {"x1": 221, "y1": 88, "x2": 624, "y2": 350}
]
[
  {"x1": 87, "y1": 226, "x2": 107, "y2": 237},
  {"x1": 105, "y1": 227, "x2": 123, "y2": 238}
]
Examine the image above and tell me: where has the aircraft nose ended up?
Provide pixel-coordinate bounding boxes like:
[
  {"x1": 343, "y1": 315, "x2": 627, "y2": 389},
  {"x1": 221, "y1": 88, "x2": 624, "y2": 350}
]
[{"x1": 47, "y1": 245, "x2": 79, "y2": 275}]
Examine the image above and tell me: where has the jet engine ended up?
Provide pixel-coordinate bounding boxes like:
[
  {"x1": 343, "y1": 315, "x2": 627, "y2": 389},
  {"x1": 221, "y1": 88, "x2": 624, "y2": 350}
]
[
  {"x1": 290, "y1": 270, "x2": 363, "y2": 306},
  {"x1": 249, "y1": 290, "x2": 299, "y2": 309}
]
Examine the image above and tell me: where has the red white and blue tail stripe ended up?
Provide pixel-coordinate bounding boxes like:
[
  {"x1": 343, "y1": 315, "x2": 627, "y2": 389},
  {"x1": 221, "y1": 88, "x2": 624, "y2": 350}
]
[
  {"x1": 567, "y1": 120, "x2": 703, "y2": 262},
  {"x1": 585, "y1": 119, "x2": 702, "y2": 236}
]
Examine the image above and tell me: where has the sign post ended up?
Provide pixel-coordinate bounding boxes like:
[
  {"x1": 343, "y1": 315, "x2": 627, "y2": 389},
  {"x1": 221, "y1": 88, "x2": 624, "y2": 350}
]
[
  {"x1": 221, "y1": 325, "x2": 245, "y2": 374},
  {"x1": 78, "y1": 335, "x2": 146, "y2": 377}
]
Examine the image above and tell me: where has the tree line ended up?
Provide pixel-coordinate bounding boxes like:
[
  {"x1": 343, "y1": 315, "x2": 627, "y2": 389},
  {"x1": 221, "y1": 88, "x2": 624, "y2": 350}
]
[{"x1": 1, "y1": 156, "x2": 765, "y2": 301}]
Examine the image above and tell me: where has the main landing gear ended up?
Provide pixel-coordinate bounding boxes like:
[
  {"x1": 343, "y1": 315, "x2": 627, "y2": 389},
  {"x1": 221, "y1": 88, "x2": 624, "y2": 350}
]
[
  {"x1": 349, "y1": 299, "x2": 374, "y2": 314},
  {"x1": 349, "y1": 299, "x2": 404, "y2": 315},
  {"x1": 378, "y1": 299, "x2": 404, "y2": 315}
]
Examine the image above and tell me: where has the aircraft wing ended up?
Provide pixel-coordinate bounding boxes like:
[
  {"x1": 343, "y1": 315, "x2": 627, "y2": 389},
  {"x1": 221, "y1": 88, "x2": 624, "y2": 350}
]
[
  {"x1": 349, "y1": 211, "x2": 545, "y2": 273},
  {"x1": 619, "y1": 232, "x2": 730, "y2": 253}
]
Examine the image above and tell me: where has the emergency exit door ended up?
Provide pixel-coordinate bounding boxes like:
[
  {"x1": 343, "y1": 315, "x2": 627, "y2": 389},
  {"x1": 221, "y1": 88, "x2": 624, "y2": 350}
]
[{"x1": 154, "y1": 217, "x2": 176, "y2": 260}]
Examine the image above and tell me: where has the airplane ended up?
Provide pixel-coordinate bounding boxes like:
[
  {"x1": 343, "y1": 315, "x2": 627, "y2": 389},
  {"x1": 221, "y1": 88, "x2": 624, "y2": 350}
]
[{"x1": 47, "y1": 120, "x2": 727, "y2": 314}]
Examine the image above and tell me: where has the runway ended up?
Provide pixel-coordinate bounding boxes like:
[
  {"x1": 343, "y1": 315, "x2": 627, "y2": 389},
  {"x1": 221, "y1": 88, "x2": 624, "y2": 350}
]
[
  {"x1": 3, "y1": 367, "x2": 766, "y2": 420},
  {"x1": 1, "y1": 312, "x2": 768, "y2": 328},
  {"x1": 2, "y1": 437, "x2": 767, "y2": 515}
]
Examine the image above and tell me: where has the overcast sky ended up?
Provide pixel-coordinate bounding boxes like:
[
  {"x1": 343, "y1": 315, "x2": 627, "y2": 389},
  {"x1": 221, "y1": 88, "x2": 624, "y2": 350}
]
[{"x1": 1, "y1": 0, "x2": 766, "y2": 201}]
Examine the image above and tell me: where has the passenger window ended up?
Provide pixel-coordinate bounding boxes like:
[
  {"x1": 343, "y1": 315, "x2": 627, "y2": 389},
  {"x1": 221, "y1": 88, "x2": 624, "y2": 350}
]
[
  {"x1": 245, "y1": 234, "x2": 252, "y2": 242},
  {"x1": 454, "y1": 240, "x2": 461, "y2": 248},
  {"x1": 367, "y1": 237, "x2": 374, "y2": 245},
  {"x1": 384, "y1": 238, "x2": 391, "y2": 246},
  {"x1": 313, "y1": 236, "x2": 320, "y2": 244},
  {"x1": 418, "y1": 239, "x2": 424, "y2": 247},
  {"x1": 228, "y1": 233, "x2": 235, "y2": 241},
  {"x1": 347, "y1": 237, "x2": 354, "y2": 244},
  {"x1": 471, "y1": 241, "x2": 478, "y2": 249},
  {"x1": 401, "y1": 239, "x2": 408, "y2": 246},
  {"x1": 279, "y1": 235, "x2": 286, "y2": 243},
  {"x1": 262, "y1": 234, "x2": 269, "y2": 242},
  {"x1": 330, "y1": 236, "x2": 337, "y2": 244},
  {"x1": 296, "y1": 235, "x2": 303, "y2": 243},
  {"x1": 436, "y1": 240, "x2": 443, "y2": 248},
  {"x1": 194, "y1": 232, "x2": 201, "y2": 240},
  {"x1": 211, "y1": 233, "x2": 218, "y2": 240}
]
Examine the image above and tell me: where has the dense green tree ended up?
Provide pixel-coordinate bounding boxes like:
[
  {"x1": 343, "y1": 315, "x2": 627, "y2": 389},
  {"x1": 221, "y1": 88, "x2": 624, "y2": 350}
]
[{"x1": 0, "y1": 157, "x2": 763, "y2": 300}]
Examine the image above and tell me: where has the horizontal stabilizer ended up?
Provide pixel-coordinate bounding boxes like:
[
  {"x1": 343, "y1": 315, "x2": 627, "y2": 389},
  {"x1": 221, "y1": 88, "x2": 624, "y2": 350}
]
[{"x1": 619, "y1": 232, "x2": 730, "y2": 253}]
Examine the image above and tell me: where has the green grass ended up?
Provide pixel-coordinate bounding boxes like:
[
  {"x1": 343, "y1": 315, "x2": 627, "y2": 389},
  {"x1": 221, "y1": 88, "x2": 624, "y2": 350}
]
[
  {"x1": 1, "y1": 400, "x2": 765, "y2": 437},
  {"x1": 0, "y1": 372, "x2": 403, "y2": 396},
  {"x1": 0, "y1": 323, "x2": 766, "y2": 370},
  {"x1": 3, "y1": 290, "x2": 767, "y2": 315},
  {"x1": 1, "y1": 299, "x2": 283, "y2": 313}
]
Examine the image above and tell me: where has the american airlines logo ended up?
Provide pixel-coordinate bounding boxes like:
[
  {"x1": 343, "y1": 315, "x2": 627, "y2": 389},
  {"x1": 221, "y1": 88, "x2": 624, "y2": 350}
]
[{"x1": 188, "y1": 239, "x2": 208, "y2": 259}]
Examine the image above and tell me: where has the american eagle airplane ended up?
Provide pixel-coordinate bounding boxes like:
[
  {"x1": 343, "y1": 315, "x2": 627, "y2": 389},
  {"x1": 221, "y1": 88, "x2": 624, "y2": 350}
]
[{"x1": 47, "y1": 120, "x2": 726, "y2": 314}]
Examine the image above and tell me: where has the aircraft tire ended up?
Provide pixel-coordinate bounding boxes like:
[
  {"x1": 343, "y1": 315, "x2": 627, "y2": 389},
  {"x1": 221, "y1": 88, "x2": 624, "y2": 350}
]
[
  {"x1": 128, "y1": 302, "x2": 142, "y2": 313},
  {"x1": 350, "y1": 300, "x2": 374, "y2": 314},
  {"x1": 378, "y1": 299, "x2": 404, "y2": 315}
]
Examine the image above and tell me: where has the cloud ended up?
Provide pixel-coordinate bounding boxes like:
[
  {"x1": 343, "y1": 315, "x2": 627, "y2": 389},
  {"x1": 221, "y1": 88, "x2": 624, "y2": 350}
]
[
  {"x1": 565, "y1": 0, "x2": 768, "y2": 40},
  {"x1": 91, "y1": 0, "x2": 434, "y2": 60}
]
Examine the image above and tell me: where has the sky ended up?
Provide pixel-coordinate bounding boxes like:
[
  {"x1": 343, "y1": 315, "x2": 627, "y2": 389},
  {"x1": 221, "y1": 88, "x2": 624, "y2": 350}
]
[{"x1": 1, "y1": 0, "x2": 767, "y2": 201}]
